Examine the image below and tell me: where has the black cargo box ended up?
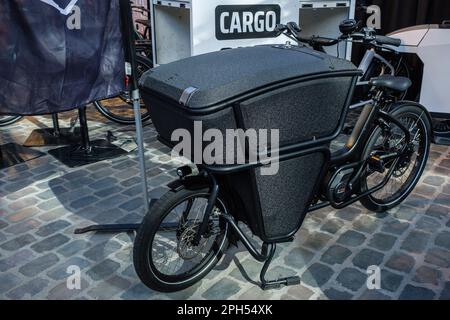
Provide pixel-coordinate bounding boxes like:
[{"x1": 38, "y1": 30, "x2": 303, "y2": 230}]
[
  {"x1": 141, "y1": 45, "x2": 359, "y2": 153},
  {"x1": 140, "y1": 45, "x2": 360, "y2": 242}
]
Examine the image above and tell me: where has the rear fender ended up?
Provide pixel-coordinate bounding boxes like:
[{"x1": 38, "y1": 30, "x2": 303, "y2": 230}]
[{"x1": 386, "y1": 100, "x2": 434, "y2": 141}]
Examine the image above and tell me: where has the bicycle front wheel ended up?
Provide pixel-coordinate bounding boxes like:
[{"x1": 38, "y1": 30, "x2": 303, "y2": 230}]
[{"x1": 133, "y1": 187, "x2": 230, "y2": 292}]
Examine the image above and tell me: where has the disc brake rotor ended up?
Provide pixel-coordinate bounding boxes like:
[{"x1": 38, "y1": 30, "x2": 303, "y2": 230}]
[
  {"x1": 176, "y1": 207, "x2": 222, "y2": 260},
  {"x1": 176, "y1": 224, "x2": 208, "y2": 260}
]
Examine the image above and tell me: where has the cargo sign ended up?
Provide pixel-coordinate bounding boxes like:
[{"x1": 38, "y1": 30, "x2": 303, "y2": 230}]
[{"x1": 215, "y1": 5, "x2": 281, "y2": 40}]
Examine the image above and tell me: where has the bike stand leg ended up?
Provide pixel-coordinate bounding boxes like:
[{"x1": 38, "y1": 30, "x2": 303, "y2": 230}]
[
  {"x1": 48, "y1": 107, "x2": 128, "y2": 168},
  {"x1": 74, "y1": 224, "x2": 141, "y2": 234},
  {"x1": 23, "y1": 113, "x2": 81, "y2": 147},
  {"x1": 73, "y1": 199, "x2": 158, "y2": 234},
  {"x1": 260, "y1": 243, "x2": 301, "y2": 290}
]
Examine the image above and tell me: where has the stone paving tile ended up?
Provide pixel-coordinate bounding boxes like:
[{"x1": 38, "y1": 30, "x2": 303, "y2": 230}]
[
  {"x1": 320, "y1": 245, "x2": 351, "y2": 266},
  {"x1": 0, "y1": 249, "x2": 36, "y2": 272},
  {"x1": 19, "y1": 253, "x2": 60, "y2": 277},
  {"x1": 368, "y1": 233, "x2": 397, "y2": 251},
  {"x1": 352, "y1": 249, "x2": 384, "y2": 270},
  {"x1": 87, "y1": 259, "x2": 121, "y2": 281},
  {"x1": 424, "y1": 247, "x2": 450, "y2": 268},
  {"x1": 399, "y1": 285, "x2": 436, "y2": 300},
  {"x1": 359, "y1": 290, "x2": 391, "y2": 300},
  {"x1": 336, "y1": 230, "x2": 366, "y2": 247},
  {"x1": 385, "y1": 252, "x2": 415, "y2": 274},
  {"x1": 323, "y1": 288, "x2": 353, "y2": 300},
  {"x1": 286, "y1": 284, "x2": 314, "y2": 300},
  {"x1": 400, "y1": 230, "x2": 431, "y2": 254},
  {"x1": 83, "y1": 240, "x2": 122, "y2": 262},
  {"x1": 31, "y1": 234, "x2": 70, "y2": 253},
  {"x1": 352, "y1": 215, "x2": 380, "y2": 234},
  {"x1": 6, "y1": 278, "x2": 50, "y2": 299},
  {"x1": 381, "y1": 219, "x2": 410, "y2": 236},
  {"x1": 413, "y1": 266, "x2": 442, "y2": 286},
  {"x1": 425, "y1": 204, "x2": 449, "y2": 221},
  {"x1": 35, "y1": 220, "x2": 71, "y2": 237},
  {"x1": 435, "y1": 231, "x2": 450, "y2": 249},
  {"x1": 87, "y1": 276, "x2": 132, "y2": 300},
  {"x1": 0, "y1": 272, "x2": 22, "y2": 294},
  {"x1": 3, "y1": 219, "x2": 41, "y2": 235},
  {"x1": 47, "y1": 257, "x2": 92, "y2": 281},
  {"x1": 380, "y1": 269, "x2": 403, "y2": 292},
  {"x1": 1, "y1": 115, "x2": 449, "y2": 300},
  {"x1": 120, "y1": 283, "x2": 157, "y2": 300},
  {"x1": 6, "y1": 207, "x2": 39, "y2": 223},
  {"x1": 1, "y1": 234, "x2": 36, "y2": 251},
  {"x1": 301, "y1": 263, "x2": 334, "y2": 288},
  {"x1": 302, "y1": 232, "x2": 332, "y2": 251},
  {"x1": 202, "y1": 278, "x2": 241, "y2": 300},
  {"x1": 335, "y1": 207, "x2": 361, "y2": 222},
  {"x1": 47, "y1": 279, "x2": 90, "y2": 300},
  {"x1": 320, "y1": 218, "x2": 344, "y2": 234},
  {"x1": 416, "y1": 216, "x2": 442, "y2": 233},
  {"x1": 336, "y1": 268, "x2": 367, "y2": 292}
]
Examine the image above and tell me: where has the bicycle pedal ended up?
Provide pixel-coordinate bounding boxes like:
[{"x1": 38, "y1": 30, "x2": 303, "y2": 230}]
[
  {"x1": 261, "y1": 276, "x2": 301, "y2": 290},
  {"x1": 368, "y1": 155, "x2": 385, "y2": 173}
]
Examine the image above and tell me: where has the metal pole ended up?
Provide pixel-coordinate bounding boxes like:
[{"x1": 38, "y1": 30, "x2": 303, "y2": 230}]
[
  {"x1": 120, "y1": 0, "x2": 151, "y2": 213},
  {"x1": 132, "y1": 90, "x2": 150, "y2": 212},
  {"x1": 78, "y1": 107, "x2": 91, "y2": 152},
  {"x1": 52, "y1": 113, "x2": 61, "y2": 136}
]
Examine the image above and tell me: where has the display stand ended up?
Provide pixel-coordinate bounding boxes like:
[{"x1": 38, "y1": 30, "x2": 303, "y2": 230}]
[
  {"x1": 75, "y1": 0, "x2": 151, "y2": 234},
  {"x1": 23, "y1": 113, "x2": 81, "y2": 147},
  {"x1": 150, "y1": 0, "x2": 355, "y2": 66},
  {"x1": 150, "y1": 0, "x2": 300, "y2": 65},
  {"x1": 48, "y1": 107, "x2": 128, "y2": 168},
  {"x1": 299, "y1": 0, "x2": 356, "y2": 59},
  {"x1": 0, "y1": 142, "x2": 45, "y2": 170}
]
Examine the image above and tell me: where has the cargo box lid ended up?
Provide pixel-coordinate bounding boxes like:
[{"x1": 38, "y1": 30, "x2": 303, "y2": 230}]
[{"x1": 140, "y1": 45, "x2": 359, "y2": 110}]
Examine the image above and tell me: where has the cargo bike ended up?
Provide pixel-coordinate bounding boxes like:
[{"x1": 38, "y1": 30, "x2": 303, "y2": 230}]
[{"x1": 133, "y1": 23, "x2": 432, "y2": 292}]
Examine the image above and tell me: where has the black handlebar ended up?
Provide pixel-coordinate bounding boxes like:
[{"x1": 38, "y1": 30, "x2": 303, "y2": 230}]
[
  {"x1": 276, "y1": 22, "x2": 402, "y2": 50},
  {"x1": 374, "y1": 35, "x2": 402, "y2": 47}
]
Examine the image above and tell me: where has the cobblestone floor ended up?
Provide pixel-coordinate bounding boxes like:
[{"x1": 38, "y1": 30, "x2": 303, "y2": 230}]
[{"x1": 0, "y1": 108, "x2": 449, "y2": 300}]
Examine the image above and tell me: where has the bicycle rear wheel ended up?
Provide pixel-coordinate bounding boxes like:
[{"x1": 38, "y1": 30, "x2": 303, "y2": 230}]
[
  {"x1": 0, "y1": 116, "x2": 23, "y2": 127},
  {"x1": 94, "y1": 54, "x2": 152, "y2": 125},
  {"x1": 359, "y1": 104, "x2": 431, "y2": 212}
]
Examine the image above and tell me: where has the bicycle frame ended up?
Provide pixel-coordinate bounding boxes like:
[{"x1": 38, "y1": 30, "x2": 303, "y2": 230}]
[{"x1": 350, "y1": 48, "x2": 396, "y2": 109}]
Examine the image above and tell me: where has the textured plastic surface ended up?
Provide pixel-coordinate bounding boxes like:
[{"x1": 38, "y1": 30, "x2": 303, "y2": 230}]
[
  {"x1": 140, "y1": 45, "x2": 357, "y2": 109},
  {"x1": 240, "y1": 77, "x2": 352, "y2": 146},
  {"x1": 226, "y1": 151, "x2": 326, "y2": 241},
  {"x1": 255, "y1": 152, "x2": 325, "y2": 240}
]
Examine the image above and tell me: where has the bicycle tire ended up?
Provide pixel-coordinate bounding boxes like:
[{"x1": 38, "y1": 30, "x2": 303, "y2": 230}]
[
  {"x1": 94, "y1": 54, "x2": 153, "y2": 125},
  {"x1": 0, "y1": 115, "x2": 23, "y2": 127}
]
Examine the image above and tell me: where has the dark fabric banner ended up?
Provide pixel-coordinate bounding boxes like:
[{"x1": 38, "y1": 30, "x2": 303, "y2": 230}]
[
  {"x1": 0, "y1": 0, "x2": 125, "y2": 116},
  {"x1": 357, "y1": 0, "x2": 450, "y2": 34}
]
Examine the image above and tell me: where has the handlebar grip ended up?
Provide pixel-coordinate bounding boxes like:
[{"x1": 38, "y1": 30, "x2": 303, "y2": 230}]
[{"x1": 375, "y1": 35, "x2": 402, "y2": 47}]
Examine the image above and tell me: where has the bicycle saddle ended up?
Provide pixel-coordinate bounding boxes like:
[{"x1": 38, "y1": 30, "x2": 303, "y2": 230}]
[{"x1": 369, "y1": 75, "x2": 412, "y2": 92}]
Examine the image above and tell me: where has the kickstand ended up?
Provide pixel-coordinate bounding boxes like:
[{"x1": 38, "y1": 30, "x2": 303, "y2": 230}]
[{"x1": 260, "y1": 243, "x2": 301, "y2": 290}]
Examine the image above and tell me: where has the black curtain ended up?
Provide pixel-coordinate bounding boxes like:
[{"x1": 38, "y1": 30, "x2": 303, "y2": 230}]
[
  {"x1": 356, "y1": 0, "x2": 450, "y2": 34},
  {"x1": 0, "y1": 0, "x2": 125, "y2": 116}
]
